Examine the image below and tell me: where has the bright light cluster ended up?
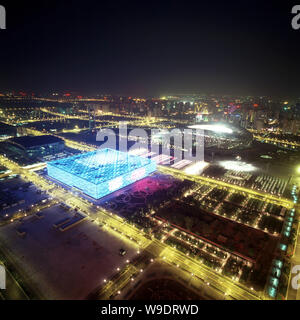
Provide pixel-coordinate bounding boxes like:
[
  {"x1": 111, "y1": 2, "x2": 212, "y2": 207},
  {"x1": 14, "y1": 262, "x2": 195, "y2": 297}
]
[
  {"x1": 188, "y1": 124, "x2": 233, "y2": 134},
  {"x1": 184, "y1": 161, "x2": 209, "y2": 175},
  {"x1": 219, "y1": 160, "x2": 256, "y2": 172},
  {"x1": 47, "y1": 148, "x2": 156, "y2": 199}
]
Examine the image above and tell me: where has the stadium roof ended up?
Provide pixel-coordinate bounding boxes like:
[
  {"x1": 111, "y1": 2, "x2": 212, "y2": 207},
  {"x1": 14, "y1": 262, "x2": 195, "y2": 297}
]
[
  {"x1": 187, "y1": 121, "x2": 252, "y2": 139},
  {"x1": 8, "y1": 135, "x2": 64, "y2": 149},
  {"x1": 188, "y1": 123, "x2": 233, "y2": 134},
  {"x1": 47, "y1": 148, "x2": 155, "y2": 185}
]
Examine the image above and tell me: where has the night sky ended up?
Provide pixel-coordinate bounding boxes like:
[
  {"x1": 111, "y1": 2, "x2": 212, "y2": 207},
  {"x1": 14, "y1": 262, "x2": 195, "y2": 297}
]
[{"x1": 0, "y1": 0, "x2": 299, "y2": 97}]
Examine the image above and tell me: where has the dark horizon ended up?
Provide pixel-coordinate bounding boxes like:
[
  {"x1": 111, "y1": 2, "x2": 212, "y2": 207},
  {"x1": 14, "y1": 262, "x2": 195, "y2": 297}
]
[{"x1": 0, "y1": 1, "x2": 299, "y2": 98}]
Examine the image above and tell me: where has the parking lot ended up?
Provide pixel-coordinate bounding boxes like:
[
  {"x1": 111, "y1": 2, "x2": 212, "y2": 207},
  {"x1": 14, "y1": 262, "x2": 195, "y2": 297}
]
[
  {"x1": 0, "y1": 175, "x2": 48, "y2": 217},
  {"x1": 0, "y1": 204, "x2": 138, "y2": 299}
]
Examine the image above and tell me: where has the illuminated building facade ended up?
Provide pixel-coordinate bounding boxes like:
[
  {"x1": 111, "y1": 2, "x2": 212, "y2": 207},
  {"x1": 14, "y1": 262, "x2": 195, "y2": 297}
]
[
  {"x1": 47, "y1": 148, "x2": 156, "y2": 199},
  {"x1": 7, "y1": 135, "x2": 64, "y2": 159}
]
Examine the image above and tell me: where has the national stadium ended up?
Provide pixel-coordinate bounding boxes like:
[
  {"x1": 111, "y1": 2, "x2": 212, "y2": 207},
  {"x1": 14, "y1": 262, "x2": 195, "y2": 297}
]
[
  {"x1": 188, "y1": 122, "x2": 253, "y2": 150},
  {"x1": 149, "y1": 122, "x2": 253, "y2": 153},
  {"x1": 47, "y1": 148, "x2": 157, "y2": 199}
]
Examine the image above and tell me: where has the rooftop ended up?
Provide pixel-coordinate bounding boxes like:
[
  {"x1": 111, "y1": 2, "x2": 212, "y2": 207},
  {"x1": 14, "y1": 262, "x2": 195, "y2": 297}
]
[
  {"x1": 8, "y1": 135, "x2": 64, "y2": 148},
  {"x1": 47, "y1": 148, "x2": 155, "y2": 185}
]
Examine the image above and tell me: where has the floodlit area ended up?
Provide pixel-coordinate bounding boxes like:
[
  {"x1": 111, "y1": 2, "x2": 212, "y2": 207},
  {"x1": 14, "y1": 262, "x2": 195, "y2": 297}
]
[
  {"x1": 0, "y1": 205, "x2": 139, "y2": 299},
  {"x1": 188, "y1": 124, "x2": 233, "y2": 134},
  {"x1": 219, "y1": 161, "x2": 256, "y2": 172},
  {"x1": 184, "y1": 161, "x2": 209, "y2": 175}
]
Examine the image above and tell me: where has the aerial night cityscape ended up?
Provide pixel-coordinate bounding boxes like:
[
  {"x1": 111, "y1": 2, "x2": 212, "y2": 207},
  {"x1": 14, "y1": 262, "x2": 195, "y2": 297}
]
[{"x1": 0, "y1": 0, "x2": 300, "y2": 314}]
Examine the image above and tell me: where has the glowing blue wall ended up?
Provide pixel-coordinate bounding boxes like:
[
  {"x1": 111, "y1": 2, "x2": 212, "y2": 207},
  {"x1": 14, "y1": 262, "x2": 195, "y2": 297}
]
[{"x1": 47, "y1": 150, "x2": 156, "y2": 199}]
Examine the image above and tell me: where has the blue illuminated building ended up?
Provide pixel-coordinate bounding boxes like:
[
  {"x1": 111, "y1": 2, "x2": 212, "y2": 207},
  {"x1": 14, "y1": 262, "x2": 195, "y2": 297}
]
[{"x1": 47, "y1": 148, "x2": 156, "y2": 199}]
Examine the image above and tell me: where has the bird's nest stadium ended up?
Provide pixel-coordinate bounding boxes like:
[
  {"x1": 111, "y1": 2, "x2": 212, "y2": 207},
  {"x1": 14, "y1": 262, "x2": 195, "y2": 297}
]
[{"x1": 188, "y1": 122, "x2": 253, "y2": 150}]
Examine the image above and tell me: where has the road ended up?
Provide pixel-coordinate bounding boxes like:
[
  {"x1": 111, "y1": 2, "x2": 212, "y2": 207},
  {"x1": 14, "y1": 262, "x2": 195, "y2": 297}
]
[
  {"x1": 158, "y1": 165, "x2": 294, "y2": 207},
  {"x1": 0, "y1": 155, "x2": 271, "y2": 300},
  {"x1": 252, "y1": 133, "x2": 300, "y2": 150}
]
